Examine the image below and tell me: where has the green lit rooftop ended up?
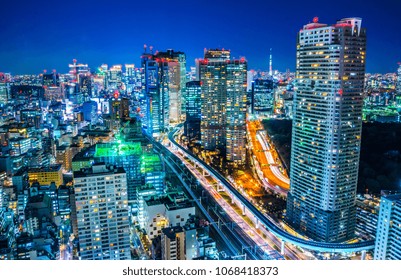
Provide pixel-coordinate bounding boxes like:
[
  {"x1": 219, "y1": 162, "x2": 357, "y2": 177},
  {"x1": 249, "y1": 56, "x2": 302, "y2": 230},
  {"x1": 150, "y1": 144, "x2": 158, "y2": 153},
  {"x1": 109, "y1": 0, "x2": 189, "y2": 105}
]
[{"x1": 94, "y1": 142, "x2": 142, "y2": 157}]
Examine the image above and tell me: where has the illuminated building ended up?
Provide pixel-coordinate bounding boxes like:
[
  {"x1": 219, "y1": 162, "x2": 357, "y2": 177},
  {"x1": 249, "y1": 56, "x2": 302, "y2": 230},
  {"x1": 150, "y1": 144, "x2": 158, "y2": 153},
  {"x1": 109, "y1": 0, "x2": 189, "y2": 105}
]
[
  {"x1": 0, "y1": 209, "x2": 16, "y2": 260},
  {"x1": 286, "y1": 17, "x2": 366, "y2": 242},
  {"x1": 73, "y1": 164, "x2": 130, "y2": 260},
  {"x1": 28, "y1": 164, "x2": 63, "y2": 187},
  {"x1": 93, "y1": 142, "x2": 142, "y2": 207},
  {"x1": 55, "y1": 145, "x2": 72, "y2": 171},
  {"x1": 143, "y1": 191, "x2": 195, "y2": 240},
  {"x1": 251, "y1": 78, "x2": 274, "y2": 114},
  {"x1": 184, "y1": 81, "x2": 201, "y2": 140},
  {"x1": 161, "y1": 226, "x2": 186, "y2": 260},
  {"x1": 82, "y1": 101, "x2": 97, "y2": 122},
  {"x1": 107, "y1": 65, "x2": 123, "y2": 89},
  {"x1": 142, "y1": 48, "x2": 186, "y2": 137},
  {"x1": 42, "y1": 72, "x2": 59, "y2": 87},
  {"x1": 79, "y1": 75, "x2": 92, "y2": 99},
  {"x1": 374, "y1": 193, "x2": 401, "y2": 260},
  {"x1": 9, "y1": 137, "x2": 31, "y2": 156},
  {"x1": 199, "y1": 49, "x2": 247, "y2": 164},
  {"x1": 397, "y1": 63, "x2": 401, "y2": 95},
  {"x1": 109, "y1": 97, "x2": 130, "y2": 120},
  {"x1": 68, "y1": 59, "x2": 90, "y2": 83},
  {"x1": 140, "y1": 153, "x2": 164, "y2": 195},
  {"x1": 0, "y1": 82, "x2": 9, "y2": 105}
]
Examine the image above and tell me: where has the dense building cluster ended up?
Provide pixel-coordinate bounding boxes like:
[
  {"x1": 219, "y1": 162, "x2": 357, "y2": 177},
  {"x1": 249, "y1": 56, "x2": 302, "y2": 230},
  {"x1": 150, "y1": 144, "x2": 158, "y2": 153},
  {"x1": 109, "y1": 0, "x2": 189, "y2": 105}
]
[{"x1": 1, "y1": 16, "x2": 401, "y2": 261}]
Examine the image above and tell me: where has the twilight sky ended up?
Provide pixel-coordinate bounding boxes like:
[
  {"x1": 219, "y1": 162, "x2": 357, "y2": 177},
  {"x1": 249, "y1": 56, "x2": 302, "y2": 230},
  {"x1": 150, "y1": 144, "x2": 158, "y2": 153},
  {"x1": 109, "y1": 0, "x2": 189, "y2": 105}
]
[{"x1": 0, "y1": 0, "x2": 400, "y2": 75}]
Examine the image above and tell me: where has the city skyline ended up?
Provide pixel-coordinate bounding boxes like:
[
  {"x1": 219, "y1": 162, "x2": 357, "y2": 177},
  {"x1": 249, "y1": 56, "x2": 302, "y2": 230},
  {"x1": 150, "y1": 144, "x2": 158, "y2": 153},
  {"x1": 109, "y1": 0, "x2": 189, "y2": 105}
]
[
  {"x1": 1, "y1": 1, "x2": 401, "y2": 263},
  {"x1": 1, "y1": 0, "x2": 401, "y2": 74}
]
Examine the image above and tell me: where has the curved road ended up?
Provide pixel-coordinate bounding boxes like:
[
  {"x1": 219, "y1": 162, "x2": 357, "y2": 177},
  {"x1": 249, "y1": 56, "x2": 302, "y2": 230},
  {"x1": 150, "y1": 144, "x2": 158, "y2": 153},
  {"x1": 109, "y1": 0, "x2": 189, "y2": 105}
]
[{"x1": 167, "y1": 127, "x2": 375, "y2": 253}]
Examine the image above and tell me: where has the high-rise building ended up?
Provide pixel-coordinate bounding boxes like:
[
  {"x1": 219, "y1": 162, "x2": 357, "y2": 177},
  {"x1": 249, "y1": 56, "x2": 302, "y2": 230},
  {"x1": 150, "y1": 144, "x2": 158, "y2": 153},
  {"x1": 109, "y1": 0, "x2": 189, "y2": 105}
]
[
  {"x1": 286, "y1": 17, "x2": 366, "y2": 242},
  {"x1": 109, "y1": 97, "x2": 130, "y2": 120},
  {"x1": 251, "y1": 78, "x2": 274, "y2": 114},
  {"x1": 199, "y1": 49, "x2": 247, "y2": 164},
  {"x1": 42, "y1": 72, "x2": 59, "y2": 87},
  {"x1": 73, "y1": 163, "x2": 130, "y2": 260},
  {"x1": 142, "y1": 49, "x2": 186, "y2": 137},
  {"x1": 107, "y1": 65, "x2": 123, "y2": 89},
  {"x1": 184, "y1": 81, "x2": 201, "y2": 140},
  {"x1": 374, "y1": 194, "x2": 401, "y2": 260},
  {"x1": 0, "y1": 82, "x2": 9, "y2": 105},
  {"x1": 93, "y1": 142, "x2": 142, "y2": 206}
]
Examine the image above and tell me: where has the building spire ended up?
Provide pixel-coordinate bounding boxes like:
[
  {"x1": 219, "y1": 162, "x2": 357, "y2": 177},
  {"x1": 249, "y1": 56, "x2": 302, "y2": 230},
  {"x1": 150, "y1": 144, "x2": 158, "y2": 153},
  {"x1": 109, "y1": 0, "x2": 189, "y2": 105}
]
[{"x1": 269, "y1": 48, "x2": 273, "y2": 76}]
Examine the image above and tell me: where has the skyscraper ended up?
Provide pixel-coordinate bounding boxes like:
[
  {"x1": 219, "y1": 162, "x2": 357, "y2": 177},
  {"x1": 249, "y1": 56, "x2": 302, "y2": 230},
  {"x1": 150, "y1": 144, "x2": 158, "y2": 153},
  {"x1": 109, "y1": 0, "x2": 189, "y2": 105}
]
[
  {"x1": 0, "y1": 82, "x2": 10, "y2": 105},
  {"x1": 73, "y1": 164, "x2": 130, "y2": 260},
  {"x1": 251, "y1": 78, "x2": 274, "y2": 114},
  {"x1": 184, "y1": 81, "x2": 201, "y2": 140},
  {"x1": 374, "y1": 194, "x2": 401, "y2": 260},
  {"x1": 199, "y1": 49, "x2": 247, "y2": 165},
  {"x1": 141, "y1": 49, "x2": 186, "y2": 137},
  {"x1": 286, "y1": 17, "x2": 366, "y2": 242}
]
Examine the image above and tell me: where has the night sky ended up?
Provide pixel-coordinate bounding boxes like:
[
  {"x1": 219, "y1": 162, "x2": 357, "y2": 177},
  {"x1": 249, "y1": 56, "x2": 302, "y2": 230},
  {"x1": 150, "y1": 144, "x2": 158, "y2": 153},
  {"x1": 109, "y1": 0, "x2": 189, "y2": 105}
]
[{"x1": 0, "y1": 0, "x2": 400, "y2": 75}]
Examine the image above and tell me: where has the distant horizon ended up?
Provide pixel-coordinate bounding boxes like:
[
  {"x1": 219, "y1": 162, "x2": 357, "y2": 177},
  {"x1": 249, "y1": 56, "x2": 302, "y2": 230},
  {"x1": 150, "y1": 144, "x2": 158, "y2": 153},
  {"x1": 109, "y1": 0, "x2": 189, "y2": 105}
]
[{"x1": 1, "y1": 0, "x2": 400, "y2": 75}]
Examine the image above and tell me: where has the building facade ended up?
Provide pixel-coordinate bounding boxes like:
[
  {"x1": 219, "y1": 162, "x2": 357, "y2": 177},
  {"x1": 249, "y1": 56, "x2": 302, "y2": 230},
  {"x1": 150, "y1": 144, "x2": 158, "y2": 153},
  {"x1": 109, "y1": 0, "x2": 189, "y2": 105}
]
[
  {"x1": 374, "y1": 194, "x2": 401, "y2": 260},
  {"x1": 184, "y1": 81, "x2": 201, "y2": 140},
  {"x1": 286, "y1": 18, "x2": 366, "y2": 242},
  {"x1": 142, "y1": 49, "x2": 186, "y2": 137},
  {"x1": 73, "y1": 164, "x2": 130, "y2": 260},
  {"x1": 199, "y1": 49, "x2": 247, "y2": 164}
]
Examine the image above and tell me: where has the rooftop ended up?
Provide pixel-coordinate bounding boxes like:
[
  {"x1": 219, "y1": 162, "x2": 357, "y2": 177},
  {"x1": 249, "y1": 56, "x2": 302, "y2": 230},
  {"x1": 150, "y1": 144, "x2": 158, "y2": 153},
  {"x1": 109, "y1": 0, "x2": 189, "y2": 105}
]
[
  {"x1": 94, "y1": 142, "x2": 142, "y2": 157},
  {"x1": 28, "y1": 164, "x2": 62, "y2": 173}
]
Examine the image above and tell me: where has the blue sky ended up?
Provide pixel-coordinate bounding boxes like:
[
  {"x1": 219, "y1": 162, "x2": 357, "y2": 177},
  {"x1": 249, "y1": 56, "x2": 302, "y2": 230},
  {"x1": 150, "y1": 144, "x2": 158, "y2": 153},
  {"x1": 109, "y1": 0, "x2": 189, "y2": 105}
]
[{"x1": 0, "y1": 0, "x2": 400, "y2": 74}]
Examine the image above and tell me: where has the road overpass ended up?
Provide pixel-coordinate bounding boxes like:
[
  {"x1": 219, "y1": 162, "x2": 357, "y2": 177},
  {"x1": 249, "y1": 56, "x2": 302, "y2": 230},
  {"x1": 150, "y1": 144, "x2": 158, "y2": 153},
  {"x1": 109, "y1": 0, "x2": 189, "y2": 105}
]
[{"x1": 165, "y1": 126, "x2": 375, "y2": 254}]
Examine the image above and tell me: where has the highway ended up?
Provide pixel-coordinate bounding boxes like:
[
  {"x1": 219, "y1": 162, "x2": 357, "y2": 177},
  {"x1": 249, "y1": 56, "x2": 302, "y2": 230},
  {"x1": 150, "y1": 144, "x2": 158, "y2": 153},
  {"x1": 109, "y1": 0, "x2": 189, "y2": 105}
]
[
  {"x1": 166, "y1": 125, "x2": 375, "y2": 254},
  {"x1": 175, "y1": 148, "x2": 290, "y2": 259},
  {"x1": 256, "y1": 130, "x2": 290, "y2": 185},
  {"x1": 152, "y1": 139, "x2": 268, "y2": 259},
  {"x1": 247, "y1": 120, "x2": 289, "y2": 195}
]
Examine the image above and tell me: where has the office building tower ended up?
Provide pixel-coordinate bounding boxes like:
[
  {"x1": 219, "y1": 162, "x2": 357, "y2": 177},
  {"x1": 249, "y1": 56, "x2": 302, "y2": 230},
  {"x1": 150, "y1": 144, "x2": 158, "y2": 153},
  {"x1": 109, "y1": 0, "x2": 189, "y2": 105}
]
[
  {"x1": 125, "y1": 64, "x2": 135, "y2": 77},
  {"x1": 69, "y1": 59, "x2": 90, "y2": 82},
  {"x1": 79, "y1": 75, "x2": 92, "y2": 99},
  {"x1": 374, "y1": 194, "x2": 401, "y2": 260},
  {"x1": 105, "y1": 65, "x2": 123, "y2": 90},
  {"x1": 109, "y1": 97, "x2": 130, "y2": 120},
  {"x1": 286, "y1": 17, "x2": 366, "y2": 242},
  {"x1": 251, "y1": 78, "x2": 274, "y2": 114},
  {"x1": 199, "y1": 49, "x2": 247, "y2": 164},
  {"x1": 73, "y1": 164, "x2": 130, "y2": 260},
  {"x1": 0, "y1": 82, "x2": 9, "y2": 105},
  {"x1": 142, "y1": 49, "x2": 186, "y2": 137},
  {"x1": 184, "y1": 81, "x2": 201, "y2": 140},
  {"x1": 42, "y1": 72, "x2": 59, "y2": 87}
]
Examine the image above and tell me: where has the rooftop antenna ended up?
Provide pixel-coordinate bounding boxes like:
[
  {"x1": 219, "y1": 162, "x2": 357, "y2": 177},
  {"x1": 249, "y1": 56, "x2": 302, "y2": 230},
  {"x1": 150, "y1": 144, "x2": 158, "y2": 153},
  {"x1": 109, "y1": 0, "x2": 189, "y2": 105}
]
[
  {"x1": 149, "y1": 46, "x2": 153, "y2": 54},
  {"x1": 144, "y1": 44, "x2": 147, "y2": 53}
]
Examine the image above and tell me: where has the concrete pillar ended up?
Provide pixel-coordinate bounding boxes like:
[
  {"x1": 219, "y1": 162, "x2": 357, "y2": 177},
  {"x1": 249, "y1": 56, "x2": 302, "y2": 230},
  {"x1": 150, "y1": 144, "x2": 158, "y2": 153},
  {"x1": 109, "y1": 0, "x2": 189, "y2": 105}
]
[
  {"x1": 281, "y1": 240, "x2": 285, "y2": 255},
  {"x1": 242, "y1": 204, "x2": 246, "y2": 216},
  {"x1": 361, "y1": 250, "x2": 366, "y2": 260},
  {"x1": 255, "y1": 219, "x2": 259, "y2": 229}
]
